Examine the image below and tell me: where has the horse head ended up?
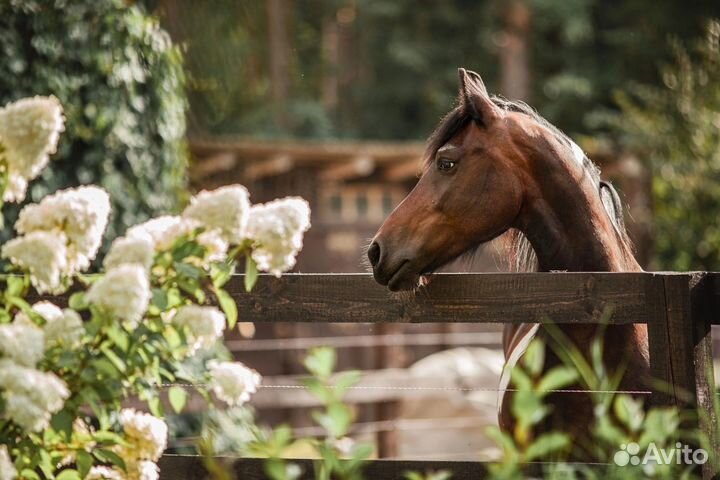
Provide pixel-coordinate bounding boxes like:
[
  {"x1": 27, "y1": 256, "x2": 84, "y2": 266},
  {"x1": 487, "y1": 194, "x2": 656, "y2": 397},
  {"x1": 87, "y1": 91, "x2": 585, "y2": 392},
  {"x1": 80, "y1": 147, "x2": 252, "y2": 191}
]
[{"x1": 368, "y1": 69, "x2": 525, "y2": 290}]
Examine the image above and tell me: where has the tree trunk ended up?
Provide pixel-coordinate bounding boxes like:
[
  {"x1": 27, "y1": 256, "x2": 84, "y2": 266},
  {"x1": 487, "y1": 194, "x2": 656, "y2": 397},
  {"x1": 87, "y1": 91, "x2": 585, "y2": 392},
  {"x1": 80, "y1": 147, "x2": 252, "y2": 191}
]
[
  {"x1": 267, "y1": 0, "x2": 291, "y2": 130},
  {"x1": 499, "y1": 0, "x2": 532, "y2": 101}
]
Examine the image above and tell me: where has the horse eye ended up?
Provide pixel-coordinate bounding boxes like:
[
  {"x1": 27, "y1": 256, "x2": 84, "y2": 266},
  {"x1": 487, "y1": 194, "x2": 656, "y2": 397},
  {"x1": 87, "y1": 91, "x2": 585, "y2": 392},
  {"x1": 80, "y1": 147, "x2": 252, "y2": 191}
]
[{"x1": 437, "y1": 158, "x2": 457, "y2": 172}]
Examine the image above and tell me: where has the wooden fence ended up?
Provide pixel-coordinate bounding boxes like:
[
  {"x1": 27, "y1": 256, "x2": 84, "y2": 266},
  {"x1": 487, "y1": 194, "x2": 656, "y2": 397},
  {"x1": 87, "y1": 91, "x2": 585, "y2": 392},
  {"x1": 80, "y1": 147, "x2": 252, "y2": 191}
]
[{"x1": 149, "y1": 272, "x2": 720, "y2": 479}]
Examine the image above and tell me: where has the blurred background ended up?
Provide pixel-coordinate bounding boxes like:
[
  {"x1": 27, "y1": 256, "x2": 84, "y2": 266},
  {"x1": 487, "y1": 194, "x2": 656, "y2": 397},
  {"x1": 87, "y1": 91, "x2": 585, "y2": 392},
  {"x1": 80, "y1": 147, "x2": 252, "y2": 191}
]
[{"x1": 2, "y1": 0, "x2": 720, "y2": 461}]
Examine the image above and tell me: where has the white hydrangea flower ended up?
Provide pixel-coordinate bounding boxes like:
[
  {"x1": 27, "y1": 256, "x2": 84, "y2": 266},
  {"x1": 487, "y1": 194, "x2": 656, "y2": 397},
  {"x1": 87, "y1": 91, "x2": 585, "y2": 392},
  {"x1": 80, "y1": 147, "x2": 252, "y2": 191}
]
[
  {"x1": 104, "y1": 235, "x2": 155, "y2": 271},
  {"x1": 42, "y1": 308, "x2": 83, "y2": 348},
  {"x1": 29, "y1": 301, "x2": 83, "y2": 348},
  {"x1": 0, "y1": 444, "x2": 16, "y2": 480},
  {"x1": 172, "y1": 305, "x2": 226, "y2": 354},
  {"x1": 0, "y1": 360, "x2": 70, "y2": 432},
  {"x1": 87, "y1": 264, "x2": 150, "y2": 326},
  {"x1": 86, "y1": 466, "x2": 123, "y2": 480},
  {"x1": 1, "y1": 230, "x2": 68, "y2": 293},
  {"x1": 0, "y1": 314, "x2": 45, "y2": 367},
  {"x1": 119, "y1": 409, "x2": 168, "y2": 462},
  {"x1": 197, "y1": 229, "x2": 228, "y2": 262},
  {"x1": 4, "y1": 175, "x2": 27, "y2": 204},
  {"x1": 245, "y1": 197, "x2": 311, "y2": 276},
  {"x1": 31, "y1": 301, "x2": 62, "y2": 322},
  {"x1": 128, "y1": 460, "x2": 159, "y2": 480},
  {"x1": 126, "y1": 215, "x2": 197, "y2": 251},
  {"x1": 15, "y1": 186, "x2": 110, "y2": 272},
  {"x1": 127, "y1": 215, "x2": 227, "y2": 264},
  {"x1": 182, "y1": 185, "x2": 250, "y2": 243},
  {"x1": 207, "y1": 360, "x2": 261, "y2": 407},
  {"x1": 0, "y1": 96, "x2": 64, "y2": 203}
]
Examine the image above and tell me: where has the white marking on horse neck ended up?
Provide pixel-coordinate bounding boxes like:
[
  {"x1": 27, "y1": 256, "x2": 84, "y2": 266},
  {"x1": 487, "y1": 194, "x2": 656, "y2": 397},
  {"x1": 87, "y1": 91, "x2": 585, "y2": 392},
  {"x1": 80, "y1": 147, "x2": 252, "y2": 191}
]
[
  {"x1": 569, "y1": 139, "x2": 585, "y2": 165},
  {"x1": 497, "y1": 323, "x2": 541, "y2": 415}
]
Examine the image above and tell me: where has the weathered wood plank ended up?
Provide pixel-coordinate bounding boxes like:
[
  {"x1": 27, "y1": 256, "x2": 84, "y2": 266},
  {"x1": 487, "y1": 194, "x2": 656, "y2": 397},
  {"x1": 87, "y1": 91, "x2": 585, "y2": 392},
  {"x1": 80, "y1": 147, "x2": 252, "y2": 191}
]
[
  {"x1": 654, "y1": 274, "x2": 718, "y2": 479},
  {"x1": 227, "y1": 272, "x2": 667, "y2": 324},
  {"x1": 647, "y1": 273, "x2": 675, "y2": 408},
  {"x1": 158, "y1": 455, "x2": 497, "y2": 480},
  {"x1": 690, "y1": 274, "x2": 720, "y2": 479},
  {"x1": 158, "y1": 455, "x2": 610, "y2": 479}
]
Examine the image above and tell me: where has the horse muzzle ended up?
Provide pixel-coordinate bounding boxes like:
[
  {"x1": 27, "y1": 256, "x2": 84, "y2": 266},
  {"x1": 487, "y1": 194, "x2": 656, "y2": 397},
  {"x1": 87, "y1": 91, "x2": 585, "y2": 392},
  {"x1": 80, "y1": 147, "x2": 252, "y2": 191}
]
[{"x1": 367, "y1": 240, "x2": 420, "y2": 291}]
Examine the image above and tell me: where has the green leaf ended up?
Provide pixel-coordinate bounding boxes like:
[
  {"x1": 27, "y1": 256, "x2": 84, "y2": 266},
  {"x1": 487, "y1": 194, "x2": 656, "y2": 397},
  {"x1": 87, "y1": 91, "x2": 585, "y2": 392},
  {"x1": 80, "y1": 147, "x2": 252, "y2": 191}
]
[
  {"x1": 94, "y1": 431, "x2": 129, "y2": 446},
  {"x1": 152, "y1": 288, "x2": 169, "y2": 310},
  {"x1": 56, "y1": 470, "x2": 82, "y2": 480},
  {"x1": 148, "y1": 394, "x2": 164, "y2": 417},
  {"x1": 5, "y1": 275, "x2": 24, "y2": 297},
  {"x1": 168, "y1": 386, "x2": 188, "y2": 414},
  {"x1": 613, "y1": 394, "x2": 645, "y2": 432},
  {"x1": 301, "y1": 377, "x2": 333, "y2": 404},
  {"x1": 638, "y1": 407, "x2": 680, "y2": 447},
  {"x1": 304, "y1": 347, "x2": 336, "y2": 379},
  {"x1": 106, "y1": 324, "x2": 130, "y2": 352},
  {"x1": 536, "y1": 366, "x2": 579, "y2": 395},
  {"x1": 20, "y1": 470, "x2": 41, "y2": 480},
  {"x1": 215, "y1": 288, "x2": 238, "y2": 330},
  {"x1": 523, "y1": 432, "x2": 570, "y2": 461},
  {"x1": 334, "y1": 370, "x2": 361, "y2": 397},
  {"x1": 174, "y1": 261, "x2": 204, "y2": 280},
  {"x1": 511, "y1": 390, "x2": 548, "y2": 427},
  {"x1": 69, "y1": 292, "x2": 89, "y2": 310},
  {"x1": 484, "y1": 426, "x2": 519, "y2": 459},
  {"x1": 509, "y1": 367, "x2": 532, "y2": 391},
  {"x1": 38, "y1": 449, "x2": 54, "y2": 478},
  {"x1": 94, "y1": 358, "x2": 121, "y2": 379},
  {"x1": 522, "y1": 339, "x2": 545, "y2": 377},
  {"x1": 76, "y1": 450, "x2": 94, "y2": 478},
  {"x1": 94, "y1": 449, "x2": 126, "y2": 470},
  {"x1": 348, "y1": 442, "x2": 373, "y2": 462},
  {"x1": 245, "y1": 255, "x2": 258, "y2": 292},
  {"x1": 51, "y1": 410, "x2": 74, "y2": 440},
  {"x1": 100, "y1": 346, "x2": 126, "y2": 373},
  {"x1": 211, "y1": 261, "x2": 234, "y2": 288},
  {"x1": 315, "y1": 403, "x2": 352, "y2": 437}
]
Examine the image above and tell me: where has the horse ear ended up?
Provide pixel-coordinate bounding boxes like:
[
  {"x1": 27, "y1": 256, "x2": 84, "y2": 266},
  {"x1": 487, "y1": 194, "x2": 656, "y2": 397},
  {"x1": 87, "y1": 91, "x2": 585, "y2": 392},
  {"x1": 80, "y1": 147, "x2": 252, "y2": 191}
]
[{"x1": 458, "y1": 68, "x2": 501, "y2": 125}]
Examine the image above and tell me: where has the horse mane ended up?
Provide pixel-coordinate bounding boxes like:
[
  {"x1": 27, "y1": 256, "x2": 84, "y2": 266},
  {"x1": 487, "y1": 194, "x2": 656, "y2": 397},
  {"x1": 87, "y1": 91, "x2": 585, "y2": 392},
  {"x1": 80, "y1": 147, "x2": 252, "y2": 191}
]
[{"x1": 423, "y1": 96, "x2": 633, "y2": 273}]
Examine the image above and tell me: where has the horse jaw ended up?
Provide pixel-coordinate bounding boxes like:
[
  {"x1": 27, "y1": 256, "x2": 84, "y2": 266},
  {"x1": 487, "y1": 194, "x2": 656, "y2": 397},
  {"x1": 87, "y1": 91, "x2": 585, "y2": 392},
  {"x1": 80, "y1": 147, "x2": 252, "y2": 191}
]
[{"x1": 418, "y1": 239, "x2": 504, "y2": 287}]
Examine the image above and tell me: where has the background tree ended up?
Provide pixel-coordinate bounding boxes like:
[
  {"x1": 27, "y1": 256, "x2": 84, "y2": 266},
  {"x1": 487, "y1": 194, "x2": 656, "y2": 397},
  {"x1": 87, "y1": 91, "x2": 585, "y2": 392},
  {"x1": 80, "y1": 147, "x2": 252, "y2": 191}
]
[
  {"x1": 615, "y1": 20, "x2": 720, "y2": 270},
  {"x1": 158, "y1": 0, "x2": 720, "y2": 141},
  {"x1": 0, "y1": 0, "x2": 188, "y2": 249}
]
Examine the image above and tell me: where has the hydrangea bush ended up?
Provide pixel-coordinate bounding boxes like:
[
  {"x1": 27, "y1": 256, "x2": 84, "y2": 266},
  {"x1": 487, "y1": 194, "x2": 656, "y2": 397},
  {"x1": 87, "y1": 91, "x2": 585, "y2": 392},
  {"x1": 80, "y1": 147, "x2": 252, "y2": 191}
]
[{"x1": 0, "y1": 96, "x2": 311, "y2": 480}]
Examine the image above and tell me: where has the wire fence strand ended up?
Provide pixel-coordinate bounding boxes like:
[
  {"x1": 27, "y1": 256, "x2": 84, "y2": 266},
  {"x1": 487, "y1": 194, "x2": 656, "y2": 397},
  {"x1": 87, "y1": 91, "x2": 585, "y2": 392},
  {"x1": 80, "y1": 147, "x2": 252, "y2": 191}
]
[{"x1": 158, "y1": 383, "x2": 652, "y2": 395}]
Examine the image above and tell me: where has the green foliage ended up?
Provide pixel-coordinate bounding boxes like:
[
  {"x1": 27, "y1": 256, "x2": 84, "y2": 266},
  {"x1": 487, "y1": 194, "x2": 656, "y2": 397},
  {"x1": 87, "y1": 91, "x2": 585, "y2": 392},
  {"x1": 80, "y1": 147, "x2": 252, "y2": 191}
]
[
  {"x1": 485, "y1": 338, "x2": 576, "y2": 478},
  {"x1": 615, "y1": 20, "x2": 720, "y2": 270},
  {"x1": 404, "y1": 471, "x2": 453, "y2": 480},
  {"x1": 485, "y1": 333, "x2": 693, "y2": 479},
  {"x1": 166, "y1": 0, "x2": 719, "y2": 140},
  {"x1": 0, "y1": 228, "x2": 240, "y2": 476},
  {"x1": 248, "y1": 347, "x2": 372, "y2": 480},
  {"x1": 0, "y1": 0, "x2": 188, "y2": 249}
]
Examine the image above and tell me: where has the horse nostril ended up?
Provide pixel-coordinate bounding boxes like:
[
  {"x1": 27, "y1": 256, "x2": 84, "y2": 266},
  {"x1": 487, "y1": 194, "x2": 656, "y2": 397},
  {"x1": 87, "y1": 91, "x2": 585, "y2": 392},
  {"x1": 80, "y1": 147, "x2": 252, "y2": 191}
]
[{"x1": 368, "y1": 242, "x2": 381, "y2": 268}]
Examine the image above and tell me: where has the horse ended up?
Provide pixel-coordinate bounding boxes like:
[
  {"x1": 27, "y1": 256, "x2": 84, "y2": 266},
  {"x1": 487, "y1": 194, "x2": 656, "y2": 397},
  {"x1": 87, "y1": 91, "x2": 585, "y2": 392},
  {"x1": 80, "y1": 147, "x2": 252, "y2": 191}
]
[{"x1": 367, "y1": 68, "x2": 649, "y2": 451}]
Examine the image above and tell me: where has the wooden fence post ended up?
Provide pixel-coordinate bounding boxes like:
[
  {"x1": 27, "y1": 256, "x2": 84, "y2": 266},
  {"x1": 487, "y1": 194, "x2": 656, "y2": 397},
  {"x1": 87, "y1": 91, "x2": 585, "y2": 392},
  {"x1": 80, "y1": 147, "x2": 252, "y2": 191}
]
[
  {"x1": 648, "y1": 273, "x2": 718, "y2": 479},
  {"x1": 691, "y1": 273, "x2": 720, "y2": 478}
]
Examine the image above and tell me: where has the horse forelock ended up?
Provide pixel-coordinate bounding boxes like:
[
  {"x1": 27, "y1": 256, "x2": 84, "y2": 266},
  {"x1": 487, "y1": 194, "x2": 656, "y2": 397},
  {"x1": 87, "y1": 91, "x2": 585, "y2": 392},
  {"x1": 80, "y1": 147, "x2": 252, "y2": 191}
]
[{"x1": 423, "y1": 96, "x2": 633, "y2": 272}]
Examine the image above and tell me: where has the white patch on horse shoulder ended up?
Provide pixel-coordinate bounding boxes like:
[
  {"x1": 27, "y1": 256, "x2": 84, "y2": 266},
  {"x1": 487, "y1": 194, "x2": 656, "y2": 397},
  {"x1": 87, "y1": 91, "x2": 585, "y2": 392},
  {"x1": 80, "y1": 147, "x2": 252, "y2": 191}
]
[
  {"x1": 497, "y1": 323, "x2": 541, "y2": 415},
  {"x1": 569, "y1": 140, "x2": 585, "y2": 165}
]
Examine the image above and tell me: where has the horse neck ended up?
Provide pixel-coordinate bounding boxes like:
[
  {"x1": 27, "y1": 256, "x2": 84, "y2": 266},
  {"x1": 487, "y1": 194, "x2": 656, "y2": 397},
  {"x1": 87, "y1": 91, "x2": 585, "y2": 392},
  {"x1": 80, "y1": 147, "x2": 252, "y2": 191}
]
[
  {"x1": 510, "y1": 142, "x2": 648, "y2": 372},
  {"x1": 517, "y1": 149, "x2": 640, "y2": 273}
]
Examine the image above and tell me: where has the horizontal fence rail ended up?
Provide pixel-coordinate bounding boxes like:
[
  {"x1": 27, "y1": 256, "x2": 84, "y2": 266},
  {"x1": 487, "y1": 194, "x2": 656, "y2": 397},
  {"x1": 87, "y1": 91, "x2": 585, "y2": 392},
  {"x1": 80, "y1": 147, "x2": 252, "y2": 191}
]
[{"x1": 227, "y1": 272, "x2": 705, "y2": 324}]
